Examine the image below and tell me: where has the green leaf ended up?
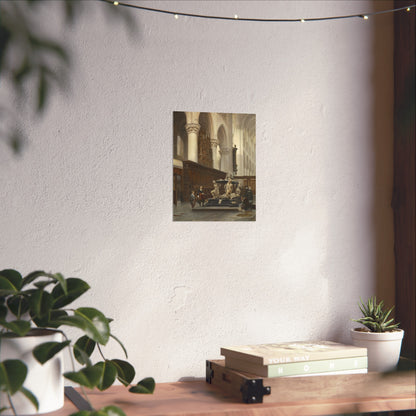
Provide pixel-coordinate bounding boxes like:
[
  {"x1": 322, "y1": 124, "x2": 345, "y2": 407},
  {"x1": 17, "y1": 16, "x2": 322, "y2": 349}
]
[
  {"x1": 110, "y1": 359, "x2": 135, "y2": 386},
  {"x1": 23, "y1": 271, "x2": 68, "y2": 295},
  {"x1": 64, "y1": 366, "x2": 102, "y2": 389},
  {"x1": 22, "y1": 270, "x2": 50, "y2": 287},
  {"x1": 51, "y1": 278, "x2": 90, "y2": 309},
  {"x1": 74, "y1": 308, "x2": 110, "y2": 345},
  {"x1": 0, "y1": 303, "x2": 7, "y2": 321},
  {"x1": 0, "y1": 359, "x2": 27, "y2": 395},
  {"x1": 0, "y1": 319, "x2": 31, "y2": 336},
  {"x1": 47, "y1": 310, "x2": 69, "y2": 328},
  {"x1": 29, "y1": 290, "x2": 53, "y2": 326},
  {"x1": 69, "y1": 407, "x2": 126, "y2": 416},
  {"x1": 12, "y1": 56, "x2": 33, "y2": 86},
  {"x1": 29, "y1": 36, "x2": 70, "y2": 65},
  {"x1": 74, "y1": 335, "x2": 96, "y2": 365},
  {"x1": 33, "y1": 340, "x2": 70, "y2": 364},
  {"x1": 37, "y1": 66, "x2": 48, "y2": 113},
  {"x1": 0, "y1": 276, "x2": 19, "y2": 296},
  {"x1": 54, "y1": 309, "x2": 109, "y2": 346},
  {"x1": 7, "y1": 295, "x2": 30, "y2": 318},
  {"x1": 52, "y1": 315, "x2": 89, "y2": 333},
  {"x1": 0, "y1": 270, "x2": 22, "y2": 291},
  {"x1": 94, "y1": 361, "x2": 117, "y2": 391},
  {"x1": 68, "y1": 412, "x2": 91, "y2": 416},
  {"x1": 128, "y1": 377, "x2": 155, "y2": 394},
  {"x1": 19, "y1": 386, "x2": 39, "y2": 411},
  {"x1": 97, "y1": 406, "x2": 127, "y2": 416}
]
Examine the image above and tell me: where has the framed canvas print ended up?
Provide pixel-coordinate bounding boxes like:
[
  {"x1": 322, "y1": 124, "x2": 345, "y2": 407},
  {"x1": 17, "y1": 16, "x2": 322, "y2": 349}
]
[{"x1": 173, "y1": 111, "x2": 256, "y2": 221}]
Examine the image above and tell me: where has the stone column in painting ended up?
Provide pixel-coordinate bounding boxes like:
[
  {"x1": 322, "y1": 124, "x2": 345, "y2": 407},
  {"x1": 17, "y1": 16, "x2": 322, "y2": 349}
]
[
  {"x1": 220, "y1": 146, "x2": 233, "y2": 176},
  {"x1": 185, "y1": 122, "x2": 200, "y2": 163},
  {"x1": 210, "y1": 137, "x2": 220, "y2": 170}
]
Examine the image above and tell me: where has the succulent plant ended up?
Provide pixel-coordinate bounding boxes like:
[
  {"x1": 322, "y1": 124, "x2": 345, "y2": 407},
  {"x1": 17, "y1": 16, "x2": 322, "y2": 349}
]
[{"x1": 353, "y1": 296, "x2": 400, "y2": 333}]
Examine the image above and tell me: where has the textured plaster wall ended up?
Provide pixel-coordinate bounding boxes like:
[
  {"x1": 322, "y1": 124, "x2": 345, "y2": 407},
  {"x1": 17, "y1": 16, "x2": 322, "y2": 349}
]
[{"x1": 0, "y1": 1, "x2": 394, "y2": 382}]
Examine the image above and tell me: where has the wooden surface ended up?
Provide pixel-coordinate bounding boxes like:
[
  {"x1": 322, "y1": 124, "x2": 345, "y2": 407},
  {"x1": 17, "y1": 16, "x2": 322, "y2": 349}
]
[{"x1": 50, "y1": 370, "x2": 415, "y2": 416}]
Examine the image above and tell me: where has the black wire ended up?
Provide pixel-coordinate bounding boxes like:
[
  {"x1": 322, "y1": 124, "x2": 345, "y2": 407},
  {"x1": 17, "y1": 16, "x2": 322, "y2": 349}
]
[{"x1": 99, "y1": 0, "x2": 415, "y2": 23}]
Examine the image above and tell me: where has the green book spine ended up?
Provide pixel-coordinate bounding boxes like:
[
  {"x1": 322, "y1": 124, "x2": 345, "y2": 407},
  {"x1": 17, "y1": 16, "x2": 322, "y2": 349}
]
[
  {"x1": 266, "y1": 356, "x2": 368, "y2": 377},
  {"x1": 225, "y1": 356, "x2": 368, "y2": 377}
]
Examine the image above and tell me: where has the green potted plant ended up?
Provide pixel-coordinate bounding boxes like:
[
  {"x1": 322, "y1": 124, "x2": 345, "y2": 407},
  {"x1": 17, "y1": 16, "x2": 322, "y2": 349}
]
[
  {"x1": 0, "y1": 269, "x2": 155, "y2": 416},
  {"x1": 351, "y1": 296, "x2": 404, "y2": 372}
]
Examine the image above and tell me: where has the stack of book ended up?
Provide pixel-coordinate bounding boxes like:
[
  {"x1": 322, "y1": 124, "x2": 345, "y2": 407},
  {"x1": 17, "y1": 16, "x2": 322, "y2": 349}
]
[{"x1": 220, "y1": 340, "x2": 368, "y2": 378}]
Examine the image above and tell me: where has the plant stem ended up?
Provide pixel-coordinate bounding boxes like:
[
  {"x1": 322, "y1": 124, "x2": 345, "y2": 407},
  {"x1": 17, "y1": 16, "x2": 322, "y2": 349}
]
[
  {"x1": 61, "y1": 332, "x2": 94, "y2": 411},
  {"x1": 7, "y1": 393, "x2": 17, "y2": 416},
  {"x1": 97, "y1": 343, "x2": 106, "y2": 361}
]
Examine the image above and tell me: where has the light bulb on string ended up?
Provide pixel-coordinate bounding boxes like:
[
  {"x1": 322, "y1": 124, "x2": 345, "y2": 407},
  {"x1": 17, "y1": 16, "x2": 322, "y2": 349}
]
[
  {"x1": 174, "y1": 14, "x2": 179, "y2": 19},
  {"x1": 100, "y1": 1, "x2": 416, "y2": 24}
]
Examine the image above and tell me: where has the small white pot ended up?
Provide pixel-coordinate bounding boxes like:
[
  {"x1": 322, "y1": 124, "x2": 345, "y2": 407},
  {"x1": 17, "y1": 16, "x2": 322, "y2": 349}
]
[
  {"x1": 0, "y1": 329, "x2": 64, "y2": 415},
  {"x1": 351, "y1": 328, "x2": 404, "y2": 372}
]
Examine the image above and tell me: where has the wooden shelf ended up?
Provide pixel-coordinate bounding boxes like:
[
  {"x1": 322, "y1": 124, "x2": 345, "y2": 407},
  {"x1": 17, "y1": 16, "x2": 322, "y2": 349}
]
[{"x1": 51, "y1": 367, "x2": 415, "y2": 416}]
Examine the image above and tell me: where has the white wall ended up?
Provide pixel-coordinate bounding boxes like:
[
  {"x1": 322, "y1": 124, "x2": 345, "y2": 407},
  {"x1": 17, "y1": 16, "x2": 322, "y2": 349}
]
[{"x1": 0, "y1": 1, "x2": 394, "y2": 382}]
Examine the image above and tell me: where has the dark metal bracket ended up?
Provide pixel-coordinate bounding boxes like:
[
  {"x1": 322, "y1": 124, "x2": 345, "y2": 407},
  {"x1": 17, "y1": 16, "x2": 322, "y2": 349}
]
[
  {"x1": 240, "y1": 378, "x2": 271, "y2": 403},
  {"x1": 206, "y1": 360, "x2": 214, "y2": 383}
]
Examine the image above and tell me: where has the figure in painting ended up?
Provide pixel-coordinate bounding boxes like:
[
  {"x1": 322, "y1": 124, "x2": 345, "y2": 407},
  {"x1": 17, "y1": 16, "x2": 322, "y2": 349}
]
[
  {"x1": 190, "y1": 190, "x2": 196, "y2": 208},
  {"x1": 196, "y1": 186, "x2": 206, "y2": 206},
  {"x1": 225, "y1": 178, "x2": 234, "y2": 198},
  {"x1": 241, "y1": 186, "x2": 254, "y2": 211},
  {"x1": 211, "y1": 180, "x2": 220, "y2": 198}
]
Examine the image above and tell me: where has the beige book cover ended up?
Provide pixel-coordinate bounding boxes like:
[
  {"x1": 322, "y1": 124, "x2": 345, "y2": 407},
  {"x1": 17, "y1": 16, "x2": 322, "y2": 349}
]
[{"x1": 221, "y1": 341, "x2": 368, "y2": 365}]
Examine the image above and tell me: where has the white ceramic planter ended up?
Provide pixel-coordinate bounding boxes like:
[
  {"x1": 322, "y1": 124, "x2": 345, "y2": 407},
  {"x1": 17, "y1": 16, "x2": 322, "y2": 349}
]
[
  {"x1": 0, "y1": 329, "x2": 64, "y2": 415},
  {"x1": 351, "y1": 328, "x2": 404, "y2": 372}
]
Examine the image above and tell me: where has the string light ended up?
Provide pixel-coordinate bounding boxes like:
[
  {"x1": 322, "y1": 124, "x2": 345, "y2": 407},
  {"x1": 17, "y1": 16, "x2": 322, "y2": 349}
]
[{"x1": 99, "y1": 0, "x2": 415, "y2": 23}]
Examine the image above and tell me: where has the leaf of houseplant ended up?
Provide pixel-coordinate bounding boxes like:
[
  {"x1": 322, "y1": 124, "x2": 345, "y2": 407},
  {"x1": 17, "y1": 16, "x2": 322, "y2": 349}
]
[
  {"x1": 7, "y1": 294, "x2": 30, "y2": 318},
  {"x1": 128, "y1": 377, "x2": 155, "y2": 394},
  {"x1": 54, "y1": 309, "x2": 109, "y2": 345},
  {"x1": 22, "y1": 270, "x2": 66, "y2": 291},
  {"x1": 33, "y1": 340, "x2": 71, "y2": 364},
  {"x1": 19, "y1": 386, "x2": 39, "y2": 411},
  {"x1": 94, "y1": 361, "x2": 117, "y2": 391},
  {"x1": 96, "y1": 406, "x2": 127, "y2": 416},
  {"x1": 29, "y1": 290, "x2": 54, "y2": 327},
  {"x1": 0, "y1": 319, "x2": 31, "y2": 336},
  {"x1": 0, "y1": 269, "x2": 22, "y2": 291},
  {"x1": 0, "y1": 359, "x2": 27, "y2": 395},
  {"x1": 51, "y1": 278, "x2": 90, "y2": 308},
  {"x1": 0, "y1": 275, "x2": 19, "y2": 296},
  {"x1": 110, "y1": 359, "x2": 135, "y2": 386},
  {"x1": 74, "y1": 335, "x2": 96, "y2": 365},
  {"x1": 0, "y1": 303, "x2": 8, "y2": 321},
  {"x1": 47, "y1": 309, "x2": 69, "y2": 328},
  {"x1": 64, "y1": 366, "x2": 102, "y2": 389},
  {"x1": 69, "y1": 406, "x2": 127, "y2": 416},
  {"x1": 74, "y1": 308, "x2": 110, "y2": 345}
]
